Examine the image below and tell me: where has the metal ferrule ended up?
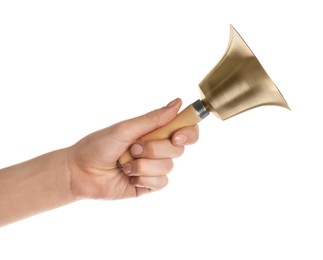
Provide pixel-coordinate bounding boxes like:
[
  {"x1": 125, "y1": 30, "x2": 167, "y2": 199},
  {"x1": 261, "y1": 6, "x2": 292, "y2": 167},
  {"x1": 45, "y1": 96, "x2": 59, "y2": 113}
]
[{"x1": 192, "y1": 99, "x2": 210, "y2": 119}]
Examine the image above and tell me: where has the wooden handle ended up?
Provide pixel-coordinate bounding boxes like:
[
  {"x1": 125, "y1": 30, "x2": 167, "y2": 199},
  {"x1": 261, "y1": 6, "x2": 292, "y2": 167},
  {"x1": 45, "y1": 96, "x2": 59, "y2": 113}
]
[{"x1": 118, "y1": 103, "x2": 202, "y2": 166}]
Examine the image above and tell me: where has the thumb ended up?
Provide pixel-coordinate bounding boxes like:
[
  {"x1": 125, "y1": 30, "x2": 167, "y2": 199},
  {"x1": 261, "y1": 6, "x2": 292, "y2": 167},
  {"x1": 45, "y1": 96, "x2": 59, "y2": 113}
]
[{"x1": 120, "y1": 98, "x2": 182, "y2": 143}]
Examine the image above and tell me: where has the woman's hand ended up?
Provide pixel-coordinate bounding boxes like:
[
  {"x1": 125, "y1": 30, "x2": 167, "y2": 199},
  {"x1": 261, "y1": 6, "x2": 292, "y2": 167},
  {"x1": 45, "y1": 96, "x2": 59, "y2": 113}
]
[{"x1": 67, "y1": 98, "x2": 199, "y2": 199}]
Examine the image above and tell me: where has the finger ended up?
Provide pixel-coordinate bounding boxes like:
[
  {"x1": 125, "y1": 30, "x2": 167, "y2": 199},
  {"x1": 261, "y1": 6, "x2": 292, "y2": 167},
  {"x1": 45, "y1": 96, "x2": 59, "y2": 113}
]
[
  {"x1": 130, "y1": 175, "x2": 169, "y2": 191},
  {"x1": 116, "y1": 98, "x2": 182, "y2": 144},
  {"x1": 130, "y1": 140, "x2": 184, "y2": 159},
  {"x1": 123, "y1": 158, "x2": 173, "y2": 177},
  {"x1": 172, "y1": 125, "x2": 199, "y2": 146}
]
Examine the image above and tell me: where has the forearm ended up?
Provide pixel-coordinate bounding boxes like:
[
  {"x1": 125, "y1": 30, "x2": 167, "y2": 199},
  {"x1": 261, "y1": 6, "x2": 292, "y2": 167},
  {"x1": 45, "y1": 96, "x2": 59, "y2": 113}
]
[{"x1": 0, "y1": 148, "x2": 75, "y2": 226}]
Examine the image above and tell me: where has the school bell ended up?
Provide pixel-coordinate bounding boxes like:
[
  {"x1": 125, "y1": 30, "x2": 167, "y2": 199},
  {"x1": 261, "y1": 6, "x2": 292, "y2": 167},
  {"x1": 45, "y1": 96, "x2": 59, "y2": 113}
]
[{"x1": 119, "y1": 25, "x2": 290, "y2": 165}]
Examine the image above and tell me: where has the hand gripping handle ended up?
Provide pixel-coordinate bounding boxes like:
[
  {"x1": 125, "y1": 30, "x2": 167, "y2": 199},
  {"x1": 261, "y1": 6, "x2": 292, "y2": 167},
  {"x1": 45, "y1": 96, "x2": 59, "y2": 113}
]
[{"x1": 118, "y1": 100, "x2": 209, "y2": 166}]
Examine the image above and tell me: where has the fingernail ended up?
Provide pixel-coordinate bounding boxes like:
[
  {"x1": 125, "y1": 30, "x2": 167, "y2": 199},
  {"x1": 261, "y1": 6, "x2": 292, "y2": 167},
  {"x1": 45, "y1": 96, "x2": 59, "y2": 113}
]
[
  {"x1": 174, "y1": 134, "x2": 187, "y2": 145},
  {"x1": 123, "y1": 163, "x2": 132, "y2": 175},
  {"x1": 131, "y1": 143, "x2": 144, "y2": 156},
  {"x1": 166, "y1": 98, "x2": 179, "y2": 108}
]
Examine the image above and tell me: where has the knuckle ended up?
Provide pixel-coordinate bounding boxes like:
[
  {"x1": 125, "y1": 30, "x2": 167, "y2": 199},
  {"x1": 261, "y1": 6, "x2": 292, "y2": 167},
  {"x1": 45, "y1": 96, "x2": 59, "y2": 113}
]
[
  {"x1": 144, "y1": 111, "x2": 159, "y2": 128},
  {"x1": 145, "y1": 141, "x2": 160, "y2": 158},
  {"x1": 175, "y1": 146, "x2": 185, "y2": 157},
  {"x1": 163, "y1": 159, "x2": 174, "y2": 173},
  {"x1": 111, "y1": 122, "x2": 132, "y2": 139},
  {"x1": 158, "y1": 176, "x2": 169, "y2": 189}
]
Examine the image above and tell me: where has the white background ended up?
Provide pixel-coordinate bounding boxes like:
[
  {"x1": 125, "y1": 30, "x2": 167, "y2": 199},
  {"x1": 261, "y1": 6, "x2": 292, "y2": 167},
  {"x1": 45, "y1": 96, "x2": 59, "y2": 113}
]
[{"x1": 0, "y1": 1, "x2": 322, "y2": 259}]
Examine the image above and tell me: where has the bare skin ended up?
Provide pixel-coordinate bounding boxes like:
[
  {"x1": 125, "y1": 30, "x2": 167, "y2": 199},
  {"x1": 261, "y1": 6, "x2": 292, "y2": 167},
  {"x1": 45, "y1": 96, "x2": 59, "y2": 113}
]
[{"x1": 0, "y1": 98, "x2": 199, "y2": 226}]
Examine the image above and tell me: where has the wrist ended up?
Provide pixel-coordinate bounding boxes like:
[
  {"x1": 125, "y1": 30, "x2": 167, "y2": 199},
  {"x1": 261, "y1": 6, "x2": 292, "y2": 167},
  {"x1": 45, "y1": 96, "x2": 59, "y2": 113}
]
[{"x1": 55, "y1": 148, "x2": 79, "y2": 203}]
